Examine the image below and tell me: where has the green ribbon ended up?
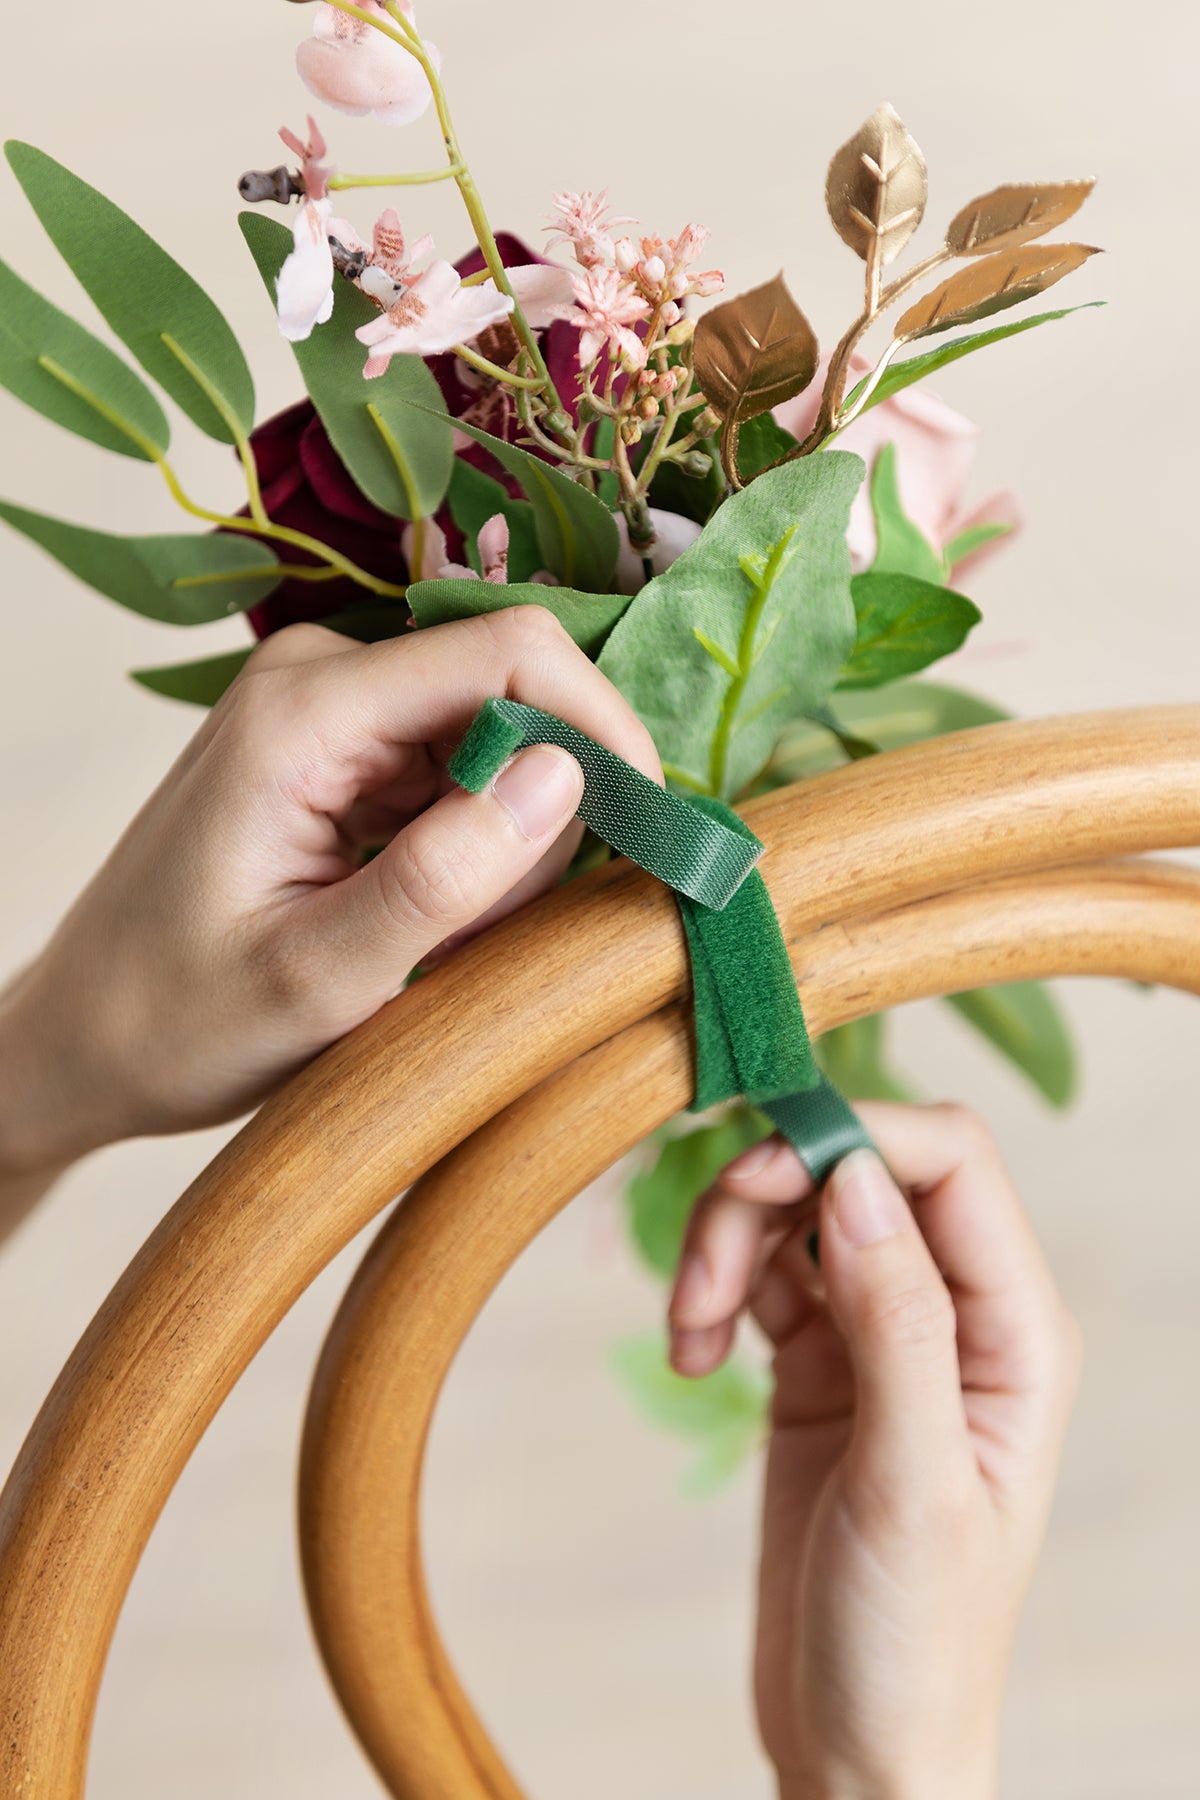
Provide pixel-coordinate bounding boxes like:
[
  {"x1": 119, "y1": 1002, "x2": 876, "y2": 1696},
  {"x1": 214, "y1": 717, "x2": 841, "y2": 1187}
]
[{"x1": 451, "y1": 698, "x2": 876, "y2": 1186}]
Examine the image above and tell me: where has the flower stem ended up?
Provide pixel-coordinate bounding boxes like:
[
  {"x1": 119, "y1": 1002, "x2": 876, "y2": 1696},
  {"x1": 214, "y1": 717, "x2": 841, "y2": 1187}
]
[
  {"x1": 453, "y1": 344, "x2": 544, "y2": 390},
  {"x1": 708, "y1": 526, "x2": 798, "y2": 798},
  {"x1": 329, "y1": 165, "x2": 464, "y2": 190}
]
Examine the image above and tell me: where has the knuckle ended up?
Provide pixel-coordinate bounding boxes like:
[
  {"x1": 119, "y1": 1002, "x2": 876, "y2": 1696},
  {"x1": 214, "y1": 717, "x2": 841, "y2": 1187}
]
[
  {"x1": 861, "y1": 1277, "x2": 956, "y2": 1358},
  {"x1": 247, "y1": 621, "x2": 338, "y2": 668},
  {"x1": 377, "y1": 831, "x2": 473, "y2": 931},
  {"x1": 929, "y1": 1100, "x2": 994, "y2": 1155}
]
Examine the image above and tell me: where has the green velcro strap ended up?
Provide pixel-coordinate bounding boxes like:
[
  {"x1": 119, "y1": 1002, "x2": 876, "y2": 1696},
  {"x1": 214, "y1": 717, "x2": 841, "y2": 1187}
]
[
  {"x1": 450, "y1": 698, "x2": 877, "y2": 1186},
  {"x1": 450, "y1": 697, "x2": 763, "y2": 910}
]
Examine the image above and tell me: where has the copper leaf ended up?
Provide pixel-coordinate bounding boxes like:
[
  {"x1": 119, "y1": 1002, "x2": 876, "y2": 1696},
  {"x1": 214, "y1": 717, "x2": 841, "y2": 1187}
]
[
  {"x1": 692, "y1": 273, "x2": 819, "y2": 427},
  {"x1": 825, "y1": 103, "x2": 928, "y2": 267},
  {"x1": 945, "y1": 179, "x2": 1096, "y2": 256},
  {"x1": 895, "y1": 243, "x2": 1100, "y2": 340}
]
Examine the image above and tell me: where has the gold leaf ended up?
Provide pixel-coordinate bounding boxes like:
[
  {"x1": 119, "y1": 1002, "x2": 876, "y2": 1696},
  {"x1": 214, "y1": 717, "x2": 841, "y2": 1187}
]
[
  {"x1": 692, "y1": 274, "x2": 819, "y2": 426},
  {"x1": 825, "y1": 103, "x2": 928, "y2": 267},
  {"x1": 895, "y1": 242, "x2": 1101, "y2": 341},
  {"x1": 945, "y1": 179, "x2": 1096, "y2": 256}
]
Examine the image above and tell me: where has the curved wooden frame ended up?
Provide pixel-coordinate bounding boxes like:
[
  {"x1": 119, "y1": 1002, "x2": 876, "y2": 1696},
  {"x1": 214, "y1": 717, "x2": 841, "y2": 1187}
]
[{"x1": 1, "y1": 707, "x2": 1199, "y2": 1797}]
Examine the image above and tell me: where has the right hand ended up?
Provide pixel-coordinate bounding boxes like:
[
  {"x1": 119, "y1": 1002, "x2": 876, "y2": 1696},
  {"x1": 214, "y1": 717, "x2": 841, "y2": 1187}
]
[
  {"x1": 667, "y1": 1102, "x2": 1083, "y2": 1800},
  {"x1": 0, "y1": 608, "x2": 660, "y2": 1186}
]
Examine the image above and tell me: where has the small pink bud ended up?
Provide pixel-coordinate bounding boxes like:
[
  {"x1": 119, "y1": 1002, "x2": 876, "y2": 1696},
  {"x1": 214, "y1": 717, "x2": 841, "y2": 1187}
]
[
  {"x1": 642, "y1": 254, "x2": 666, "y2": 287},
  {"x1": 669, "y1": 272, "x2": 689, "y2": 299},
  {"x1": 638, "y1": 395, "x2": 660, "y2": 420},
  {"x1": 660, "y1": 300, "x2": 682, "y2": 326},
  {"x1": 614, "y1": 237, "x2": 638, "y2": 272}
]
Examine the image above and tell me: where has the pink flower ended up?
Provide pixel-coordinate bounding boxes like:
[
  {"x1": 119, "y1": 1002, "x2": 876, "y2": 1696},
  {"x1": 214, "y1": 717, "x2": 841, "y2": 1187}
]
[
  {"x1": 615, "y1": 223, "x2": 725, "y2": 318},
  {"x1": 552, "y1": 266, "x2": 651, "y2": 371},
  {"x1": 297, "y1": 0, "x2": 440, "y2": 127},
  {"x1": 275, "y1": 121, "x2": 336, "y2": 343},
  {"x1": 775, "y1": 353, "x2": 1020, "y2": 576},
  {"x1": 356, "y1": 258, "x2": 515, "y2": 376},
  {"x1": 545, "y1": 190, "x2": 633, "y2": 270},
  {"x1": 409, "y1": 511, "x2": 558, "y2": 586},
  {"x1": 614, "y1": 507, "x2": 703, "y2": 594},
  {"x1": 505, "y1": 261, "x2": 576, "y2": 330}
]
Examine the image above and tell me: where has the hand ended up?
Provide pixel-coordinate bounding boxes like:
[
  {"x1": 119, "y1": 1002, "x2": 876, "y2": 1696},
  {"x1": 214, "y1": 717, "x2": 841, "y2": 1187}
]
[
  {"x1": 0, "y1": 609, "x2": 660, "y2": 1201},
  {"x1": 666, "y1": 1102, "x2": 1082, "y2": 1800}
]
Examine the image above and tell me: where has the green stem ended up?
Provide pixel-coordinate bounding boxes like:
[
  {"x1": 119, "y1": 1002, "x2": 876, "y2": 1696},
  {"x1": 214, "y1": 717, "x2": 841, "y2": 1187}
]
[
  {"x1": 37, "y1": 354, "x2": 407, "y2": 599},
  {"x1": 329, "y1": 165, "x2": 464, "y2": 190},
  {"x1": 708, "y1": 526, "x2": 798, "y2": 799},
  {"x1": 452, "y1": 344, "x2": 544, "y2": 390},
  {"x1": 161, "y1": 333, "x2": 268, "y2": 528},
  {"x1": 321, "y1": 0, "x2": 575, "y2": 449}
]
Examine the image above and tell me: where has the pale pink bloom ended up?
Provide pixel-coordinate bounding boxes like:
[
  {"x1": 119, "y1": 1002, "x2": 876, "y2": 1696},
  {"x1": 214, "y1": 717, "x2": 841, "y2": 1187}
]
[
  {"x1": 427, "y1": 513, "x2": 559, "y2": 586},
  {"x1": 401, "y1": 517, "x2": 450, "y2": 582},
  {"x1": 552, "y1": 266, "x2": 651, "y2": 370},
  {"x1": 279, "y1": 116, "x2": 332, "y2": 202},
  {"x1": 504, "y1": 262, "x2": 576, "y2": 330},
  {"x1": 621, "y1": 224, "x2": 725, "y2": 311},
  {"x1": 774, "y1": 352, "x2": 1020, "y2": 574},
  {"x1": 277, "y1": 196, "x2": 336, "y2": 343},
  {"x1": 356, "y1": 260, "x2": 514, "y2": 376},
  {"x1": 614, "y1": 507, "x2": 703, "y2": 595},
  {"x1": 297, "y1": 0, "x2": 440, "y2": 127},
  {"x1": 545, "y1": 190, "x2": 633, "y2": 270}
]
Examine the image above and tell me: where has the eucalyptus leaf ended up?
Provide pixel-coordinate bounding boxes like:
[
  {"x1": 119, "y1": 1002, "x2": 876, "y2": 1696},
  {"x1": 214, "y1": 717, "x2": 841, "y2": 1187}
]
[
  {"x1": 599, "y1": 453, "x2": 864, "y2": 797},
  {"x1": 840, "y1": 304, "x2": 1103, "y2": 420},
  {"x1": 945, "y1": 982, "x2": 1077, "y2": 1107},
  {"x1": 6, "y1": 141, "x2": 254, "y2": 442},
  {"x1": 240, "y1": 212, "x2": 452, "y2": 521},
  {"x1": 0, "y1": 501, "x2": 279, "y2": 623},
  {"x1": 646, "y1": 439, "x2": 724, "y2": 525},
  {"x1": 132, "y1": 649, "x2": 253, "y2": 705},
  {"x1": 840, "y1": 572, "x2": 980, "y2": 690},
  {"x1": 815, "y1": 1016, "x2": 914, "y2": 1103},
  {"x1": 736, "y1": 411, "x2": 801, "y2": 482},
  {"x1": 409, "y1": 576, "x2": 630, "y2": 656},
  {"x1": 0, "y1": 257, "x2": 169, "y2": 459},
  {"x1": 612, "y1": 1330, "x2": 768, "y2": 1496},
  {"x1": 626, "y1": 1111, "x2": 771, "y2": 1279},
  {"x1": 446, "y1": 458, "x2": 541, "y2": 582},
  {"x1": 770, "y1": 679, "x2": 1010, "y2": 781},
  {"x1": 868, "y1": 442, "x2": 945, "y2": 584}
]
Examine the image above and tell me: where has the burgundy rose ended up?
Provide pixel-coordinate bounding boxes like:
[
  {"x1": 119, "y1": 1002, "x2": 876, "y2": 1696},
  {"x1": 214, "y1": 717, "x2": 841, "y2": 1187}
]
[{"x1": 240, "y1": 232, "x2": 583, "y2": 639}]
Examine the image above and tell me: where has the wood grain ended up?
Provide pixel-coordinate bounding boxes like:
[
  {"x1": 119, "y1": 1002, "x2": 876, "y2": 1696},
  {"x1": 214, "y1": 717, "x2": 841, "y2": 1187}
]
[
  {"x1": 1, "y1": 708, "x2": 1199, "y2": 1795},
  {"x1": 299, "y1": 858, "x2": 1200, "y2": 1799}
]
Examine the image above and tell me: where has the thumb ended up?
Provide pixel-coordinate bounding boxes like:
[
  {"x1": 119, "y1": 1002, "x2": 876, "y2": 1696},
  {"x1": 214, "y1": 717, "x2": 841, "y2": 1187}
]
[
  {"x1": 818, "y1": 1149, "x2": 971, "y2": 1502},
  {"x1": 306, "y1": 743, "x2": 584, "y2": 1009}
]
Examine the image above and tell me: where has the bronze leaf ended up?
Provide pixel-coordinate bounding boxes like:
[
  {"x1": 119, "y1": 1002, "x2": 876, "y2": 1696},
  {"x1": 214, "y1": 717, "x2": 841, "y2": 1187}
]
[
  {"x1": 895, "y1": 242, "x2": 1101, "y2": 340},
  {"x1": 825, "y1": 102, "x2": 928, "y2": 267},
  {"x1": 945, "y1": 179, "x2": 1096, "y2": 256},
  {"x1": 692, "y1": 273, "x2": 819, "y2": 426}
]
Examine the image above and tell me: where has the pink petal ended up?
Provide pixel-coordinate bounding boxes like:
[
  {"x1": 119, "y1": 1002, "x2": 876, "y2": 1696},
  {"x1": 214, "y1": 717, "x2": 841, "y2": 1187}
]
[
  {"x1": 355, "y1": 261, "x2": 514, "y2": 361},
  {"x1": 401, "y1": 516, "x2": 450, "y2": 582},
  {"x1": 276, "y1": 197, "x2": 335, "y2": 343},
  {"x1": 505, "y1": 262, "x2": 576, "y2": 330},
  {"x1": 944, "y1": 489, "x2": 1023, "y2": 585},
  {"x1": 298, "y1": 6, "x2": 440, "y2": 127},
  {"x1": 477, "y1": 512, "x2": 510, "y2": 583}
]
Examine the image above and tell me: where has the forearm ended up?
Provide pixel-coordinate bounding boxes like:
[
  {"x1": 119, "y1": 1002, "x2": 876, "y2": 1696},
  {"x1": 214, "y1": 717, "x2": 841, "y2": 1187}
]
[{"x1": 0, "y1": 964, "x2": 83, "y2": 1247}]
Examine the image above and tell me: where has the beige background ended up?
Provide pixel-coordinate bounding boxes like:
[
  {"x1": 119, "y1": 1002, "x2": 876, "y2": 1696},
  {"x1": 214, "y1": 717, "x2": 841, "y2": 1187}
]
[{"x1": 1, "y1": 0, "x2": 1198, "y2": 1793}]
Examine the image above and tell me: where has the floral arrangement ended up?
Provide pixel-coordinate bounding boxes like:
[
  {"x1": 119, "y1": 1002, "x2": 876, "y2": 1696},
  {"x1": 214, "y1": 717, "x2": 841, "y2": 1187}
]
[{"x1": 0, "y1": 0, "x2": 1103, "y2": 1486}]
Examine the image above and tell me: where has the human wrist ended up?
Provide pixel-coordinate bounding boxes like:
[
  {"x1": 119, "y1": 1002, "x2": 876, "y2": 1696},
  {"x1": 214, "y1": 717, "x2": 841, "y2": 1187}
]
[
  {"x1": 777, "y1": 1749, "x2": 997, "y2": 1800},
  {"x1": 0, "y1": 960, "x2": 110, "y2": 1182}
]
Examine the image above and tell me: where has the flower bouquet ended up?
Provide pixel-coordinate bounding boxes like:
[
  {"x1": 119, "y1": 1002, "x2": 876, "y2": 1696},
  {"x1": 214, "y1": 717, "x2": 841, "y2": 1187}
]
[{"x1": 0, "y1": 0, "x2": 1103, "y2": 1484}]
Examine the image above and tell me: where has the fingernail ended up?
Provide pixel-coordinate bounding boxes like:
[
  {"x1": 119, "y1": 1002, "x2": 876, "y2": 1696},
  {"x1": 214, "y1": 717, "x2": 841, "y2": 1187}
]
[
  {"x1": 670, "y1": 1326, "x2": 714, "y2": 1376},
  {"x1": 722, "y1": 1137, "x2": 777, "y2": 1181},
  {"x1": 670, "y1": 1252, "x2": 711, "y2": 1323},
  {"x1": 829, "y1": 1149, "x2": 909, "y2": 1247},
  {"x1": 492, "y1": 746, "x2": 581, "y2": 840}
]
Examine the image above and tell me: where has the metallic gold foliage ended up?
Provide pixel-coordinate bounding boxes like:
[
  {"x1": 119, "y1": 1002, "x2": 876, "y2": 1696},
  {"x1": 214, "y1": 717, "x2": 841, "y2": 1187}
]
[
  {"x1": 894, "y1": 242, "x2": 1100, "y2": 341},
  {"x1": 825, "y1": 104, "x2": 928, "y2": 272},
  {"x1": 945, "y1": 180, "x2": 1096, "y2": 257},
  {"x1": 692, "y1": 275, "x2": 819, "y2": 484}
]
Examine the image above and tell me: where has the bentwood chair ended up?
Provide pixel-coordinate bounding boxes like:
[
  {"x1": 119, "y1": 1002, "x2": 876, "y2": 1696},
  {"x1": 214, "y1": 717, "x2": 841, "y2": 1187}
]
[{"x1": 2, "y1": 704, "x2": 1199, "y2": 1798}]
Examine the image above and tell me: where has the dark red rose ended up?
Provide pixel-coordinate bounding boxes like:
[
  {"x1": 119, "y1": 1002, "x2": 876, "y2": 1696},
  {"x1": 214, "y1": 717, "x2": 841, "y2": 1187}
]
[{"x1": 239, "y1": 232, "x2": 584, "y2": 640}]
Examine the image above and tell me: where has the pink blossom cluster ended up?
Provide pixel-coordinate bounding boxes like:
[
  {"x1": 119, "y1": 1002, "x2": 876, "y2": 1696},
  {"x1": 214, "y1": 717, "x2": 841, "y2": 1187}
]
[{"x1": 545, "y1": 192, "x2": 725, "y2": 373}]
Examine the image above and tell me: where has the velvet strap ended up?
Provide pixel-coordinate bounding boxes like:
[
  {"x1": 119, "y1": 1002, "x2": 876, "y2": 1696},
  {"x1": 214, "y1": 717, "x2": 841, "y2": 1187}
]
[{"x1": 450, "y1": 698, "x2": 876, "y2": 1186}]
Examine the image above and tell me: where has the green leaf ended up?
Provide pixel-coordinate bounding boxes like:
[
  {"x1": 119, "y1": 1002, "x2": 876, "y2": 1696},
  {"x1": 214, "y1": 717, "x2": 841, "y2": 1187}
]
[
  {"x1": 239, "y1": 211, "x2": 452, "y2": 521},
  {"x1": 446, "y1": 458, "x2": 541, "y2": 582},
  {"x1": 840, "y1": 572, "x2": 981, "y2": 691},
  {"x1": 132, "y1": 648, "x2": 253, "y2": 705},
  {"x1": 841, "y1": 303, "x2": 1104, "y2": 421},
  {"x1": 945, "y1": 982, "x2": 1077, "y2": 1107},
  {"x1": 431, "y1": 411, "x2": 619, "y2": 592},
  {"x1": 0, "y1": 500, "x2": 279, "y2": 623},
  {"x1": 409, "y1": 576, "x2": 631, "y2": 657},
  {"x1": 942, "y1": 520, "x2": 1014, "y2": 568},
  {"x1": 646, "y1": 438, "x2": 724, "y2": 526},
  {"x1": 815, "y1": 1016, "x2": 915, "y2": 1103},
  {"x1": 868, "y1": 442, "x2": 945, "y2": 585},
  {"x1": 0, "y1": 257, "x2": 169, "y2": 459},
  {"x1": 625, "y1": 1111, "x2": 771, "y2": 1279},
  {"x1": 770, "y1": 679, "x2": 1010, "y2": 781},
  {"x1": 599, "y1": 453, "x2": 864, "y2": 797},
  {"x1": 7, "y1": 141, "x2": 254, "y2": 442},
  {"x1": 735, "y1": 411, "x2": 801, "y2": 482},
  {"x1": 612, "y1": 1330, "x2": 768, "y2": 1496}
]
